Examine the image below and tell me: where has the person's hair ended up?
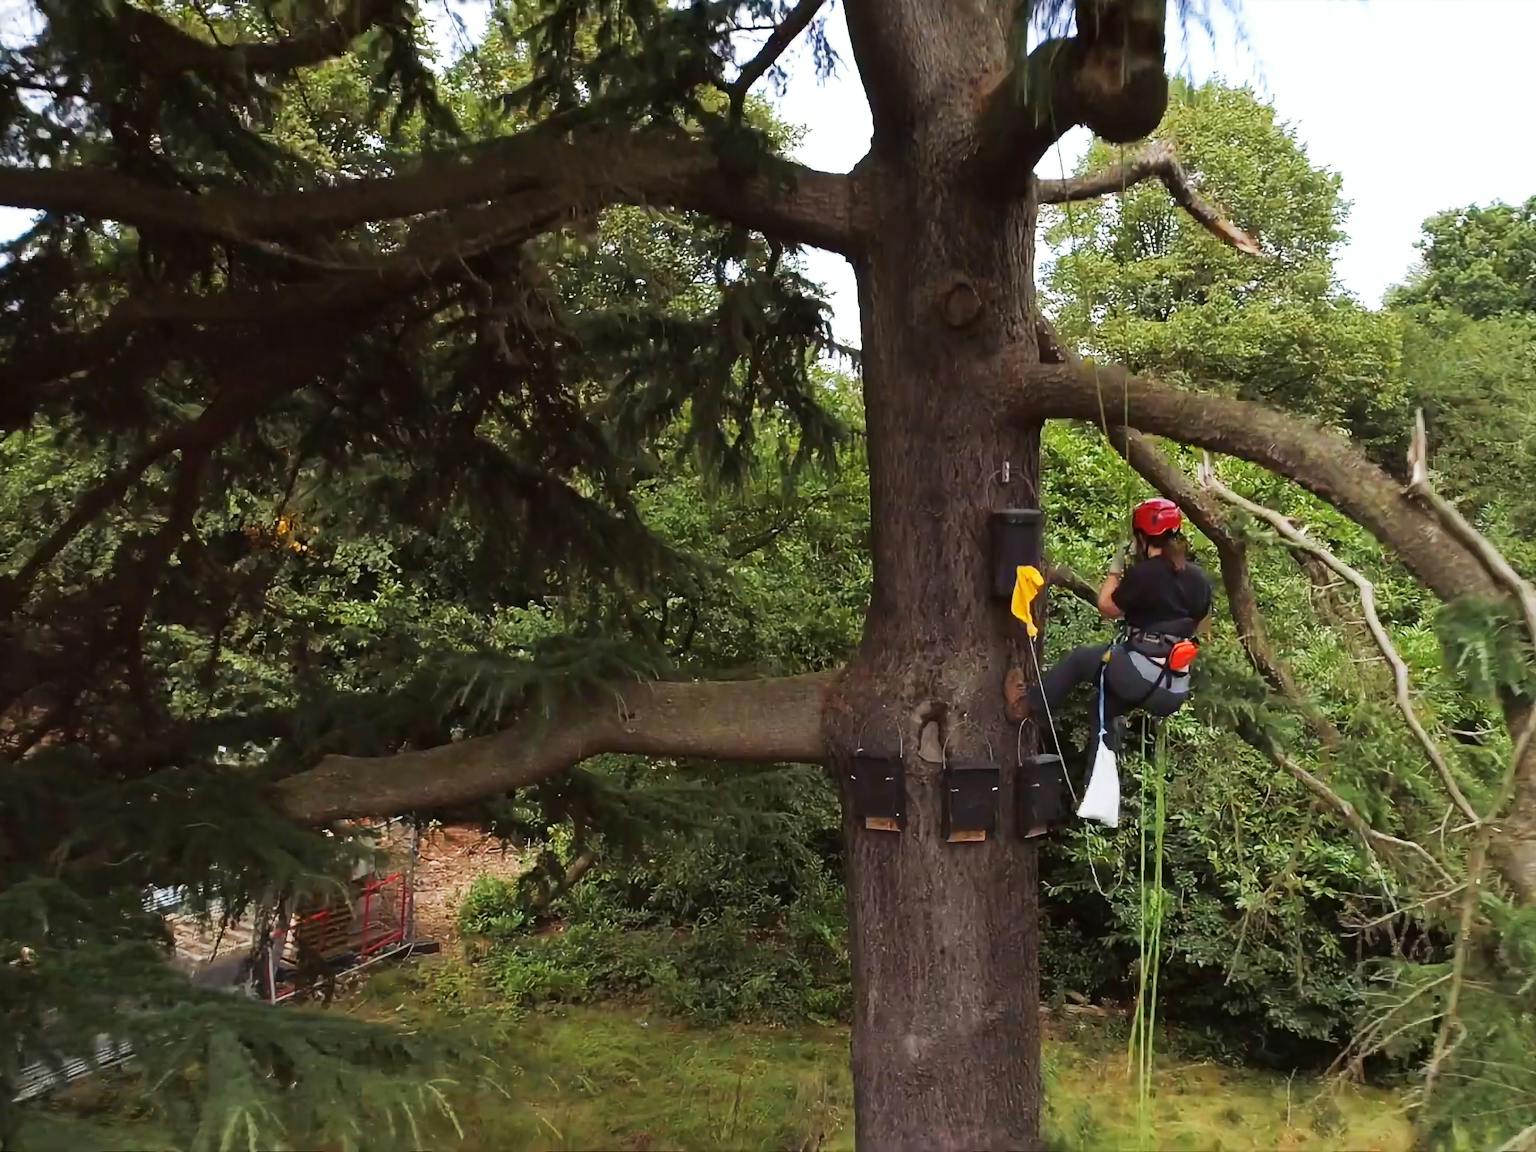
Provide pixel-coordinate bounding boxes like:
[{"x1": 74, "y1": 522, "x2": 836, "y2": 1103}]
[
  {"x1": 1138, "y1": 529, "x2": 1188, "y2": 571},
  {"x1": 1158, "y1": 531, "x2": 1188, "y2": 571}
]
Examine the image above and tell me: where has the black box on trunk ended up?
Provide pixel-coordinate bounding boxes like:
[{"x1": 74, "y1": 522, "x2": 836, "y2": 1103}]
[
  {"x1": 988, "y1": 507, "x2": 1044, "y2": 600},
  {"x1": 849, "y1": 753, "x2": 905, "y2": 832},
  {"x1": 1015, "y1": 753, "x2": 1071, "y2": 837},
  {"x1": 942, "y1": 760, "x2": 999, "y2": 842}
]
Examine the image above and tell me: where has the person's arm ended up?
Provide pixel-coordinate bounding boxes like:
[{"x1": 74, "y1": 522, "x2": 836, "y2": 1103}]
[{"x1": 1096, "y1": 545, "x2": 1131, "y2": 620}]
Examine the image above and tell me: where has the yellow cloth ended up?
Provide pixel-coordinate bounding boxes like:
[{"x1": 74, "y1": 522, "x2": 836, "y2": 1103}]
[{"x1": 1010, "y1": 564, "x2": 1045, "y2": 638}]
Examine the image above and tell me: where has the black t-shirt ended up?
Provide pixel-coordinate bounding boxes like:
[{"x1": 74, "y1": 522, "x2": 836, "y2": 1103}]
[{"x1": 1111, "y1": 556, "x2": 1212, "y2": 634}]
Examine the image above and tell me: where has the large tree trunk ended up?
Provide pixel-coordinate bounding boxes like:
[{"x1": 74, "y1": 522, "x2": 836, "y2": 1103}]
[{"x1": 826, "y1": 29, "x2": 1047, "y2": 1137}]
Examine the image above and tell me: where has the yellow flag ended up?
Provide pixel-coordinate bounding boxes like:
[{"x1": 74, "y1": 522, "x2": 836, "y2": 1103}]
[{"x1": 1010, "y1": 564, "x2": 1045, "y2": 638}]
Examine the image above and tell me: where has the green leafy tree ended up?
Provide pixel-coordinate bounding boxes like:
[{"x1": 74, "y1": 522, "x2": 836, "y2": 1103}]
[
  {"x1": 1389, "y1": 196, "x2": 1536, "y2": 320},
  {"x1": 4, "y1": 3, "x2": 1536, "y2": 1149}
]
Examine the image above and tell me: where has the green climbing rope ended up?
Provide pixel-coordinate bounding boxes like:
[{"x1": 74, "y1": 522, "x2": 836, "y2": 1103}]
[{"x1": 1127, "y1": 721, "x2": 1169, "y2": 1149}]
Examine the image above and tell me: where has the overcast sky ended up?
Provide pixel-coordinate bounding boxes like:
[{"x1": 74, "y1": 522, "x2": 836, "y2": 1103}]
[
  {"x1": 6, "y1": 1, "x2": 1528, "y2": 348},
  {"x1": 765, "y1": 0, "x2": 1536, "y2": 345}
]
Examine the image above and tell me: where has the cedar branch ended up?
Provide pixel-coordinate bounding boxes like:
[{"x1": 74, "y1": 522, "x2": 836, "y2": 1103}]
[
  {"x1": 0, "y1": 131, "x2": 864, "y2": 256},
  {"x1": 1198, "y1": 456, "x2": 1480, "y2": 826},
  {"x1": 276, "y1": 673, "x2": 832, "y2": 824},
  {"x1": 1037, "y1": 140, "x2": 1261, "y2": 255},
  {"x1": 118, "y1": 1, "x2": 398, "y2": 81},
  {"x1": 729, "y1": 0, "x2": 828, "y2": 118}
]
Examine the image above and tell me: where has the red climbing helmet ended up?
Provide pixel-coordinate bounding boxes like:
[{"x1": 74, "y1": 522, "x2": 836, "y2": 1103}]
[{"x1": 1132, "y1": 497, "x2": 1183, "y2": 538}]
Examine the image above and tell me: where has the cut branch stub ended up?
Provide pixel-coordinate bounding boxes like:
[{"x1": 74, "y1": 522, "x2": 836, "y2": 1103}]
[{"x1": 975, "y1": 0, "x2": 1170, "y2": 194}]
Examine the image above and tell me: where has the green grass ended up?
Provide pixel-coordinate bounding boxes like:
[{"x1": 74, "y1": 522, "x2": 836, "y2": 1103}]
[
  {"x1": 355, "y1": 959, "x2": 1412, "y2": 1152},
  {"x1": 20, "y1": 958, "x2": 1414, "y2": 1151}
]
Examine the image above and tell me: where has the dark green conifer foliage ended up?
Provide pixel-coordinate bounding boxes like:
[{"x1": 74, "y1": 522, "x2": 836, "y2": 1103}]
[{"x1": 0, "y1": 2, "x2": 844, "y2": 1143}]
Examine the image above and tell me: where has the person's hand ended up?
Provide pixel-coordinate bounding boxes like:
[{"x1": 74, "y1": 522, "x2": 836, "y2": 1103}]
[{"x1": 1107, "y1": 543, "x2": 1131, "y2": 576}]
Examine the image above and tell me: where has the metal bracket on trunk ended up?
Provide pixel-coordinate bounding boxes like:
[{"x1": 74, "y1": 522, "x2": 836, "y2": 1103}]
[
  {"x1": 988, "y1": 507, "x2": 1044, "y2": 600},
  {"x1": 1015, "y1": 753, "x2": 1071, "y2": 838},
  {"x1": 849, "y1": 752, "x2": 905, "y2": 832},
  {"x1": 942, "y1": 759, "x2": 999, "y2": 843}
]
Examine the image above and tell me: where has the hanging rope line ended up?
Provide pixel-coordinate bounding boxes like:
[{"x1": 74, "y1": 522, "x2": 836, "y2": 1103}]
[{"x1": 1047, "y1": 137, "x2": 1168, "y2": 1139}]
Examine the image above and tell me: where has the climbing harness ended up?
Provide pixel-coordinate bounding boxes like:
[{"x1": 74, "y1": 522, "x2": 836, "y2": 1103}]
[
  {"x1": 1077, "y1": 626, "x2": 1198, "y2": 828},
  {"x1": 1102, "y1": 626, "x2": 1199, "y2": 718}
]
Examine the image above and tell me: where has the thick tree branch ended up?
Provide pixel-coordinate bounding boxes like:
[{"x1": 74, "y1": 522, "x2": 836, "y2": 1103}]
[
  {"x1": 729, "y1": 0, "x2": 828, "y2": 118},
  {"x1": 1037, "y1": 140, "x2": 1261, "y2": 255},
  {"x1": 976, "y1": 0, "x2": 1169, "y2": 194},
  {"x1": 1016, "y1": 360, "x2": 1499, "y2": 605},
  {"x1": 118, "y1": 1, "x2": 399, "y2": 82},
  {"x1": 277, "y1": 673, "x2": 832, "y2": 824},
  {"x1": 0, "y1": 131, "x2": 865, "y2": 256},
  {"x1": 1199, "y1": 458, "x2": 1480, "y2": 826}
]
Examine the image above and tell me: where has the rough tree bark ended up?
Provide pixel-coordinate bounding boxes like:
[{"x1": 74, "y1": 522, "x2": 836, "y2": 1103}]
[{"x1": 809, "y1": 7, "x2": 1052, "y2": 1145}]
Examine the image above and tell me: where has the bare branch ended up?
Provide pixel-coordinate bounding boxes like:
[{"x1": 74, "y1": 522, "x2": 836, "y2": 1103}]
[
  {"x1": 1017, "y1": 360, "x2": 1500, "y2": 606},
  {"x1": 1407, "y1": 407, "x2": 1536, "y2": 903},
  {"x1": 1278, "y1": 749, "x2": 1453, "y2": 885},
  {"x1": 729, "y1": 0, "x2": 828, "y2": 118},
  {"x1": 1198, "y1": 456, "x2": 1480, "y2": 826},
  {"x1": 1423, "y1": 832, "x2": 1488, "y2": 1107},
  {"x1": 0, "y1": 131, "x2": 865, "y2": 255},
  {"x1": 1409, "y1": 408, "x2": 1536, "y2": 703},
  {"x1": 1037, "y1": 140, "x2": 1261, "y2": 255},
  {"x1": 277, "y1": 673, "x2": 832, "y2": 824}
]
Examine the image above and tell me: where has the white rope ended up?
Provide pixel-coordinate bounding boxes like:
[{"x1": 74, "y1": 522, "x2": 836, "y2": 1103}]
[{"x1": 1024, "y1": 637, "x2": 1111, "y2": 898}]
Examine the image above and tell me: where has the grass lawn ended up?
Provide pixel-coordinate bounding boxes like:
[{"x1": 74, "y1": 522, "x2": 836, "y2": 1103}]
[
  {"x1": 18, "y1": 957, "x2": 1413, "y2": 1151},
  {"x1": 355, "y1": 960, "x2": 1412, "y2": 1152}
]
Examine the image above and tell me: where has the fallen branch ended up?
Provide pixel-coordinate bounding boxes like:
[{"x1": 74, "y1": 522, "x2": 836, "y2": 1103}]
[
  {"x1": 1198, "y1": 456, "x2": 1480, "y2": 826},
  {"x1": 1038, "y1": 140, "x2": 1261, "y2": 255},
  {"x1": 277, "y1": 673, "x2": 832, "y2": 824}
]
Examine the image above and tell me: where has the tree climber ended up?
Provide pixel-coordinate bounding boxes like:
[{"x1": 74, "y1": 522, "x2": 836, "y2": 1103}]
[{"x1": 1004, "y1": 498, "x2": 1213, "y2": 825}]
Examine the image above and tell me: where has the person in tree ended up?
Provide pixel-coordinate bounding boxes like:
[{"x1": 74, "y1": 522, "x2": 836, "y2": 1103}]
[{"x1": 1004, "y1": 498, "x2": 1213, "y2": 733}]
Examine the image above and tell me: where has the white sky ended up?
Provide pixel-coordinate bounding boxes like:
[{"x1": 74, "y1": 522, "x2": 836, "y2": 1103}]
[
  {"x1": 766, "y1": 0, "x2": 1536, "y2": 346},
  {"x1": 4, "y1": 1, "x2": 1528, "y2": 350}
]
